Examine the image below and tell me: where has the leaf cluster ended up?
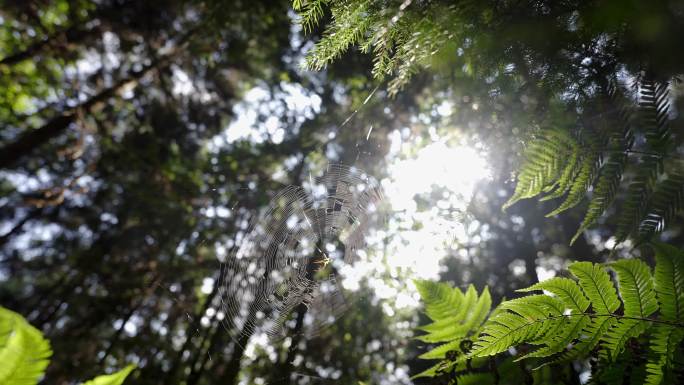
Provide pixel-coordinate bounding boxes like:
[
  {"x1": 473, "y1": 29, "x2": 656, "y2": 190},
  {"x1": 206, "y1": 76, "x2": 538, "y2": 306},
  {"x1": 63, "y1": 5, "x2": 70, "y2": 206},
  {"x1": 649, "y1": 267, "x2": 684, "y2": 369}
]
[
  {"x1": 0, "y1": 306, "x2": 135, "y2": 385},
  {"x1": 504, "y1": 78, "x2": 682, "y2": 244},
  {"x1": 414, "y1": 243, "x2": 684, "y2": 385}
]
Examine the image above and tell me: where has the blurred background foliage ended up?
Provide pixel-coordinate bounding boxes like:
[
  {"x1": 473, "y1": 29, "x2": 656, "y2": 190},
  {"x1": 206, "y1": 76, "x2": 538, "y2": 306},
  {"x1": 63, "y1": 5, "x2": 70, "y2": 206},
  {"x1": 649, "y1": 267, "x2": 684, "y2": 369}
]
[{"x1": 0, "y1": 0, "x2": 682, "y2": 384}]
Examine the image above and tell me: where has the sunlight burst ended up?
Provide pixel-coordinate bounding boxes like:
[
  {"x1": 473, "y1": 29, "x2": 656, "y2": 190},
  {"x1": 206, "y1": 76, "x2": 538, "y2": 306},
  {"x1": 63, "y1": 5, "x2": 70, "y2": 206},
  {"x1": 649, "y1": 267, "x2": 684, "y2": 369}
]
[{"x1": 381, "y1": 138, "x2": 491, "y2": 279}]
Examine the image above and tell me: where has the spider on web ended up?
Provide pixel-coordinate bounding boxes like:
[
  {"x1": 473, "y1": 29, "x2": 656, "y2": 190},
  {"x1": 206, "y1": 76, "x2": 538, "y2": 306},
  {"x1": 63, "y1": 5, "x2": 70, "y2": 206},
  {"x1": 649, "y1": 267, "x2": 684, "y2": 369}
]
[{"x1": 312, "y1": 253, "x2": 332, "y2": 272}]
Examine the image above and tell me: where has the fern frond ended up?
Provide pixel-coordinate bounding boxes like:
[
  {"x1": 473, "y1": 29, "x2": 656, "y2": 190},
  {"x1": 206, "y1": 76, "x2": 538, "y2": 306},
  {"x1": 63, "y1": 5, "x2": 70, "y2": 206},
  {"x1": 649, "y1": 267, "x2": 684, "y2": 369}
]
[
  {"x1": 517, "y1": 277, "x2": 589, "y2": 312},
  {"x1": 503, "y1": 129, "x2": 579, "y2": 210},
  {"x1": 610, "y1": 259, "x2": 658, "y2": 318},
  {"x1": 417, "y1": 286, "x2": 490, "y2": 344},
  {"x1": 644, "y1": 323, "x2": 684, "y2": 385},
  {"x1": 615, "y1": 80, "x2": 673, "y2": 242},
  {"x1": 414, "y1": 279, "x2": 466, "y2": 322},
  {"x1": 522, "y1": 314, "x2": 590, "y2": 361},
  {"x1": 561, "y1": 315, "x2": 617, "y2": 361},
  {"x1": 639, "y1": 162, "x2": 684, "y2": 237},
  {"x1": 494, "y1": 77, "x2": 679, "y2": 244},
  {"x1": 599, "y1": 259, "x2": 658, "y2": 359},
  {"x1": 418, "y1": 338, "x2": 465, "y2": 360},
  {"x1": 516, "y1": 277, "x2": 592, "y2": 360},
  {"x1": 545, "y1": 152, "x2": 599, "y2": 217},
  {"x1": 0, "y1": 306, "x2": 52, "y2": 385},
  {"x1": 413, "y1": 283, "x2": 488, "y2": 343},
  {"x1": 82, "y1": 365, "x2": 136, "y2": 385},
  {"x1": 413, "y1": 282, "x2": 492, "y2": 378},
  {"x1": 568, "y1": 261, "x2": 620, "y2": 314},
  {"x1": 652, "y1": 242, "x2": 684, "y2": 322},
  {"x1": 615, "y1": 158, "x2": 660, "y2": 242},
  {"x1": 571, "y1": 151, "x2": 627, "y2": 244},
  {"x1": 471, "y1": 295, "x2": 566, "y2": 357},
  {"x1": 571, "y1": 78, "x2": 637, "y2": 244},
  {"x1": 416, "y1": 248, "x2": 684, "y2": 380}
]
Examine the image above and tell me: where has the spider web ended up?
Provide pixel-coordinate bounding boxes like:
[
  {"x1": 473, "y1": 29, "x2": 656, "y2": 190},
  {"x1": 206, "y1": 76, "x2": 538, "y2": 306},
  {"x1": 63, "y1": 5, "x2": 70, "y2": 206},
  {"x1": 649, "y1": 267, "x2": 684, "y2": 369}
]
[{"x1": 218, "y1": 163, "x2": 383, "y2": 344}]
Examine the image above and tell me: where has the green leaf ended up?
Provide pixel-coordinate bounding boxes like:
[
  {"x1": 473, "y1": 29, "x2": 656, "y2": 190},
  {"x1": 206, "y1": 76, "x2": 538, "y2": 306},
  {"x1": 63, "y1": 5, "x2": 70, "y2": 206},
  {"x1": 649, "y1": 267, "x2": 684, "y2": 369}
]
[
  {"x1": 410, "y1": 359, "x2": 457, "y2": 379},
  {"x1": 603, "y1": 259, "x2": 658, "y2": 358},
  {"x1": 414, "y1": 253, "x2": 684, "y2": 378},
  {"x1": 471, "y1": 295, "x2": 565, "y2": 358},
  {"x1": 503, "y1": 129, "x2": 578, "y2": 211},
  {"x1": 517, "y1": 277, "x2": 590, "y2": 312},
  {"x1": 610, "y1": 259, "x2": 658, "y2": 317},
  {"x1": 416, "y1": 286, "x2": 489, "y2": 343},
  {"x1": 568, "y1": 262, "x2": 620, "y2": 314},
  {"x1": 603, "y1": 318, "x2": 650, "y2": 360},
  {"x1": 82, "y1": 364, "x2": 136, "y2": 385},
  {"x1": 0, "y1": 307, "x2": 52, "y2": 385},
  {"x1": 545, "y1": 152, "x2": 598, "y2": 217},
  {"x1": 455, "y1": 373, "x2": 495, "y2": 385},
  {"x1": 644, "y1": 324, "x2": 684, "y2": 385},
  {"x1": 414, "y1": 283, "x2": 492, "y2": 377},
  {"x1": 562, "y1": 315, "x2": 617, "y2": 361},
  {"x1": 652, "y1": 242, "x2": 684, "y2": 322},
  {"x1": 418, "y1": 338, "x2": 465, "y2": 360},
  {"x1": 520, "y1": 313, "x2": 589, "y2": 361},
  {"x1": 414, "y1": 279, "x2": 465, "y2": 321},
  {"x1": 571, "y1": 148, "x2": 628, "y2": 244}
]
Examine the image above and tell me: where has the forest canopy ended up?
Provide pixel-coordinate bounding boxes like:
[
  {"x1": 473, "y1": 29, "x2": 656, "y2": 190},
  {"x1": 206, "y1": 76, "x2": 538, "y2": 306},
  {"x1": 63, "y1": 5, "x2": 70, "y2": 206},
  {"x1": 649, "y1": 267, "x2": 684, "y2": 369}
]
[{"x1": 1, "y1": 0, "x2": 683, "y2": 384}]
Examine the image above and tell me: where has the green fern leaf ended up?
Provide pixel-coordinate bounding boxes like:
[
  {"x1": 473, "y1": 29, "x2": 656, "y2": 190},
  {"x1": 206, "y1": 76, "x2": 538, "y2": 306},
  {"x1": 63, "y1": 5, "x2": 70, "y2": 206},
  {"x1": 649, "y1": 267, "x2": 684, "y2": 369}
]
[
  {"x1": 520, "y1": 314, "x2": 589, "y2": 361},
  {"x1": 504, "y1": 129, "x2": 578, "y2": 211},
  {"x1": 471, "y1": 295, "x2": 565, "y2": 357},
  {"x1": 615, "y1": 80, "x2": 672, "y2": 242},
  {"x1": 415, "y1": 251, "x2": 684, "y2": 378},
  {"x1": 516, "y1": 277, "x2": 591, "y2": 360},
  {"x1": 639, "y1": 164, "x2": 684, "y2": 237},
  {"x1": 418, "y1": 286, "x2": 492, "y2": 343},
  {"x1": 603, "y1": 319, "x2": 650, "y2": 360},
  {"x1": 601, "y1": 259, "x2": 659, "y2": 359},
  {"x1": 411, "y1": 355, "x2": 460, "y2": 379},
  {"x1": 455, "y1": 373, "x2": 496, "y2": 385},
  {"x1": 610, "y1": 259, "x2": 658, "y2": 318},
  {"x1": 82, "y1": 365, "x2": 136, "y2": 385},
  {"x1": 562, "y1": 316, "x2": 617, "y2": 361},
  {"x1": 546, "y1": 152, "x2": 599, "y2": 217},
  {"x1": 568, "y1": 262, "x2": 620, "y2": 314},
  {"x1": 644, "y1": 323, "x2": 684, "y2": 385},
  {"x1": 414, "y1": 279, "x2": 466, "y2": 322},
  {"x1": 571, "y1": 152, "x2": 627, "y2": 244},
  {"x1": 615, "y1": 159, "x2": 660, "y2": 241},
  {"x1": 539, "y1": 151, "x2": 580, "y2": 201},
  {"x1": 0, "y1": 306, "x2": 52, "y2": 385},
  {"x1": 517, "y1": 277, "x2": 590, "y2": 312},
  {"x1": 417, "y1": 338, "x2": 465, "y2": 360},
  {"x1": 652, "y1": 242, "x2": 684, "y2": 322}
]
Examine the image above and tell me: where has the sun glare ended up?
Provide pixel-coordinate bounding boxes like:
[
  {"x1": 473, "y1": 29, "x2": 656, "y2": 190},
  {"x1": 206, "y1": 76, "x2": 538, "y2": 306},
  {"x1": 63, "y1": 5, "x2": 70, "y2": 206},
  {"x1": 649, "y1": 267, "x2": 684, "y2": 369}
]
[
  {"x1": 384, "y1": 141, "x2": 490, "y2": 212},
  {"x1": 380, "y1": 137, "x2": 492, "y2": 279}
]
